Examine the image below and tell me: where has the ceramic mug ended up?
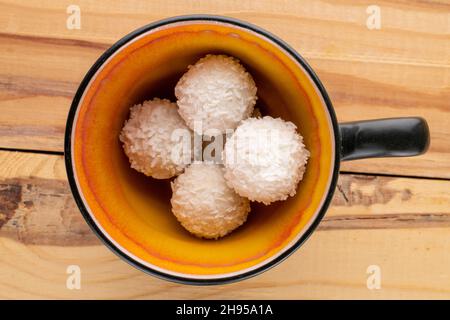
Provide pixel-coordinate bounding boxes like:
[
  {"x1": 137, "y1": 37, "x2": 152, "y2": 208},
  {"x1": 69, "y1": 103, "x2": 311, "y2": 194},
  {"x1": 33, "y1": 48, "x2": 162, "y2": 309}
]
[{"x1": 65, "y1": 15, "x2": 430, "y2": 285}]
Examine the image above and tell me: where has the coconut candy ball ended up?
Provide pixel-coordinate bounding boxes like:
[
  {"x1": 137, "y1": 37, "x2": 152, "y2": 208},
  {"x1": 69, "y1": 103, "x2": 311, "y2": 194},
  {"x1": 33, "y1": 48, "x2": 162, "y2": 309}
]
[
  {"x1": 223, "y1": 116, "x2": 310, "y2": 205},
  {"x1": 119, "y1": 98, "x2": 192, "y2": 179},
  {"x1": 175, "y1": 54, "x2": 257, "y2": 135},
  {"x1": 171, "y1": 163, "x2": 250, "y2": 239}
]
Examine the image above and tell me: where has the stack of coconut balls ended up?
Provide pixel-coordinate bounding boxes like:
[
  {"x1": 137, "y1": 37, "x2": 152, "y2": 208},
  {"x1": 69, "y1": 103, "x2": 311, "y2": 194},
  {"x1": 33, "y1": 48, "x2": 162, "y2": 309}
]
[{"x1": 120, "y1": 54, "x2": 310, "y2": 239}]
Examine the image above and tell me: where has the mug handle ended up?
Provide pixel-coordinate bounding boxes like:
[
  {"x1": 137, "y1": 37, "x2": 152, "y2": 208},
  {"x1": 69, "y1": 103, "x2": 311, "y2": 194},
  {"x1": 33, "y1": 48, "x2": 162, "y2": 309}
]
[{"x1": 339, "y1": 117, "x2": 430, "y2": 161}]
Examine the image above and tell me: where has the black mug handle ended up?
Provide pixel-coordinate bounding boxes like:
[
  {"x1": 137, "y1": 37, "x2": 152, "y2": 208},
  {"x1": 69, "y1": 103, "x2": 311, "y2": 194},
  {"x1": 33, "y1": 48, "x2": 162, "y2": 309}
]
[{"x1": 340, "y1": 117, "x2": 430, "y2": 161}]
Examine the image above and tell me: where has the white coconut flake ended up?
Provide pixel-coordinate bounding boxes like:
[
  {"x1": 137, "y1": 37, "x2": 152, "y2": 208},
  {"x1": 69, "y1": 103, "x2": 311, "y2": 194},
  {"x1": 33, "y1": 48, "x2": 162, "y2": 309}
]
[
  {"x1": 171, "y1": 163, "x2": 250, "y2": 239},
  {"x1": 175, "y1": 54, "x2": 257, "y2": 134},
  {"x1": 223, "y1": 116, "x2": 310, "y2": 205},
  {"x1": 119, "y1": 98, "x2": 193, "y2": 179}
]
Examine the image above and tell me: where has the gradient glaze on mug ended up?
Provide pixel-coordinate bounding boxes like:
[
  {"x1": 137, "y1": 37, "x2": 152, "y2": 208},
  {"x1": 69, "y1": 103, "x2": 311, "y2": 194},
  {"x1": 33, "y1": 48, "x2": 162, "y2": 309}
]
[{"x1": 72, "y1": 21, "x2": 335, "y2": 278}]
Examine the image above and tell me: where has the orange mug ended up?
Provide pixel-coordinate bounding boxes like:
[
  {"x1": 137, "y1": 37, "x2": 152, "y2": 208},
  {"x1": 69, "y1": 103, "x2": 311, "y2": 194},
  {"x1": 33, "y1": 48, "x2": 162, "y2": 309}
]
[{"x1": 65, "y1": 15, "x2": 429, "y2": 284}]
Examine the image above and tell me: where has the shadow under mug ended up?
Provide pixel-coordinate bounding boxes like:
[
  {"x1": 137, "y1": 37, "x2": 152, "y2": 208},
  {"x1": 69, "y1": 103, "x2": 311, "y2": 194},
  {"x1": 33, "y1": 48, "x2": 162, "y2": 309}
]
[{"x1": 65, "y1": 15, "x2": 430, "y2": 285}]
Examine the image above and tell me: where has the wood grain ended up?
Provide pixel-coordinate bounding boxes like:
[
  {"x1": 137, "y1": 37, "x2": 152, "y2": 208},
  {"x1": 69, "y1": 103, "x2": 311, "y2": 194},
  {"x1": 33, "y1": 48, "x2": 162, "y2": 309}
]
[
  {"x1": 2, "y1": 228, "x2": 450, "y2": 299},
  {"x1": 1, "y1": 151, "x2": 450, "y2": 246},
  {"x1": 0, "y1": 150, "x2": 450, "y2": 299},
  {"x1": 0, "y1": 0, "x2": 448, "y2": 177}
]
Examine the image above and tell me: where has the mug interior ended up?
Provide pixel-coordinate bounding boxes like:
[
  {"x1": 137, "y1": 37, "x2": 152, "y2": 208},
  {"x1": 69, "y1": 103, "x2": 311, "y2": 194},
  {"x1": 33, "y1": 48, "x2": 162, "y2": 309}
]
[{"x1": 70, "y1": 18, "x2": 337, "y2": 281}]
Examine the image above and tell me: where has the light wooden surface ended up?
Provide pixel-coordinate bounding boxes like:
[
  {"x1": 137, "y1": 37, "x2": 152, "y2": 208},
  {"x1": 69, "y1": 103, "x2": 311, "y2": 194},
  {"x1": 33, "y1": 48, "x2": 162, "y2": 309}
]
[{"x1": 0, "y1": 0, "x2": 449, "y2": 299}]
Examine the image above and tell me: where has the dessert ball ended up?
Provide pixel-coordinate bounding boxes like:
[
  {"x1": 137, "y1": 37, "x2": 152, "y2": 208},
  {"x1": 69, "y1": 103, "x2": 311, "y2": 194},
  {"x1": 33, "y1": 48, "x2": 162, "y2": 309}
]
[
  {"x1": 171, "y1": 163, "x2": 250, "y2": 239},
  {"x1": 175, "y1": 54, "x2": 257, "y2": 134},
  {"x1": 223, "y1": 116, "x2": 310, "y2": 205},
  {"x1": 120, "y1": 98, "x2": 192, "y2": 179}
]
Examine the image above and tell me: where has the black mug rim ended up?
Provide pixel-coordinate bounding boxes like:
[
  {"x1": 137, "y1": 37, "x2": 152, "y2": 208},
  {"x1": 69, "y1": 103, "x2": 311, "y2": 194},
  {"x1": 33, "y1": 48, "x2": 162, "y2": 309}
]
[{"x1": 64, "y1": 14, "x2": 341, "y2": 285}]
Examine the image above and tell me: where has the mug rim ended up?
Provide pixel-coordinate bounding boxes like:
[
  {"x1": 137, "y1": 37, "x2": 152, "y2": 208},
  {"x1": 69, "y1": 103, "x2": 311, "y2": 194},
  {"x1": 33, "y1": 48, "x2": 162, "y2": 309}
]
[{"x1": 64, "y1": 14, "x2": 341, "y2": 285}]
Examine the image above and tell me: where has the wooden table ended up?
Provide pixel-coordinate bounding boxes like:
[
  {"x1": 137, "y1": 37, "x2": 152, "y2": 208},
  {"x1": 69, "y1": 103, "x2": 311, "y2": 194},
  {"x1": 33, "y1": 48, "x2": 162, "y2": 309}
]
[{"x1": 0, "y1": 0, "x2": 449, "y2": 299}]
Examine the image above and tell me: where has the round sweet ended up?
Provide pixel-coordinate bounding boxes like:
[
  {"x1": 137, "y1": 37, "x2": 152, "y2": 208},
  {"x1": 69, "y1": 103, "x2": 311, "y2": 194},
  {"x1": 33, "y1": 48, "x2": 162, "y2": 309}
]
[
  {"x1": 119, "y1": 98, "x2": 192, "y2": 179},
  {"x1": 175, "y1": 54, "x2": 257, "y2": 134},
  {"x1": 223, "y1": 116, "x2": 310, "y2": 205},
  {"x1": 171, "y1": 163, "x2": 250, "y2": 239}
]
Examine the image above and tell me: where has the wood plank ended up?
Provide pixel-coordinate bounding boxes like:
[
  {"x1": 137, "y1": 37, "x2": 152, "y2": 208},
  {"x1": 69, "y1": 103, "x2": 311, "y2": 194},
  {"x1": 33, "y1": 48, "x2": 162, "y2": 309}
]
[
  {"x1": 1, "y1": 228, "x2": 450, "y2": 299},
  {"x1": 0, "y1": 1, "x2": 448, "y2": 177},
  {"x1": 0, "y1": 150, "x2": 450, "y2": 298},
  {"x1": 0, "y1": 32, "x2": 106, "y2": 151},
  {"x1": 1, "y1": 1, "x2": 448, "y2": 48},
  {"x1": 319, "y1": 60, "x2": 449, "y2": 178},
  {"x1": 1, "y1": 150, "x2": 450, "y2": 245}
]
